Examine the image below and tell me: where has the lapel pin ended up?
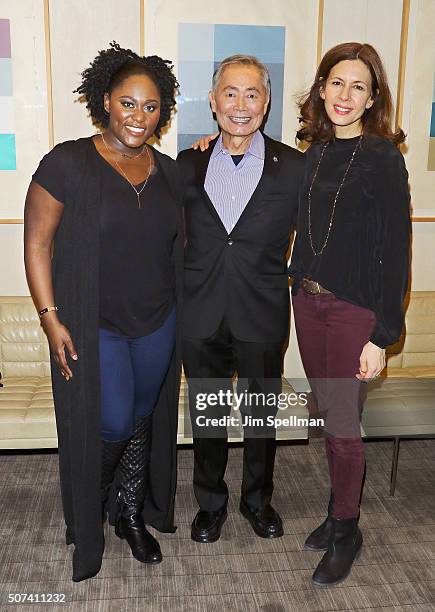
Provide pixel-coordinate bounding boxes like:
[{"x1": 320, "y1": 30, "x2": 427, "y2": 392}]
[{"x1": 273, "y1": 156, "x2": 278, "y2": 162}]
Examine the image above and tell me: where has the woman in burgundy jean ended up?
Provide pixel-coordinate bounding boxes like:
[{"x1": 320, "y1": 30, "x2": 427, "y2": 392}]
[{"x1": 289, "y1": 42, "x2": 410, "y2": 586}]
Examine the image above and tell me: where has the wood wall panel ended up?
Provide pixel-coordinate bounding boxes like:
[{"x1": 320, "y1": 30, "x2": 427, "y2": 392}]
[
  {"x1": 321, "y1": 0, "x2": 402, "y2": 116},
  {"x1": 0, "y1": 0, "x2": 48, "y2": 218},
  {"x1": 0, "y1": 225, "x2": 28, "y2": 294},
  {"x1": 49, "y1": 0, "x2": 141, "y2": 144}
]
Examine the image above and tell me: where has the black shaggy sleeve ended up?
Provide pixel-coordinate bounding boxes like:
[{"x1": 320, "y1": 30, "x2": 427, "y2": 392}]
[{"x1": 370, "y1": 147, "x2": 411, "y2": 348}]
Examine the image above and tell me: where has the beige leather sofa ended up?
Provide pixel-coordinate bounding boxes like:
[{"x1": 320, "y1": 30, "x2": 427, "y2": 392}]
[
  {"x1": 362, "y1": 291, "x2": 435, "y2": 493},
  {"x1": 0, "y1": 296, "x2": 309, "y2": 449},
  {"x1": 2, "y1": 293, "x2": 434, "y2": 461},
  {"x1": 0, "y1": 296, "x2": 56, "y2": 448}
]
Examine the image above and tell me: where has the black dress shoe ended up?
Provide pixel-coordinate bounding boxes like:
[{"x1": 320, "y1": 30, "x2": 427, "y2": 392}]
[
  {"x1": 240, "y1": 501, "x2": 283, "y2": 538},
  {"x1": 312, "y1": 517, "x2": 362, "y2": 587},
  {"x1": 304, "y1": 493, "x2": 334, "y2": 551},
  {"x1": 191, "y1": 507, "x2": 227, "y2": 543}
]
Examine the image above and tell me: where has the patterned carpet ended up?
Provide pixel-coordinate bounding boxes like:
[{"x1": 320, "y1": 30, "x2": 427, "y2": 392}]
[{"x1": 1, "y1": 438, "x2": 435, "y2": 611}]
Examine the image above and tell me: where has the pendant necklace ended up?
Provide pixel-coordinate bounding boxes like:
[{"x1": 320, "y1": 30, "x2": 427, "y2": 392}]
[
  {"x1": 100, "y1": 132, "x2": 152, "y2": 209},
  {"x1": 308, "y1": 135, "x2": 362, "y2": 256}
]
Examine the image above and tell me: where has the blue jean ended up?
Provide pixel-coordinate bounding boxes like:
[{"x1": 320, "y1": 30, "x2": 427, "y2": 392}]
[{"x1": 99, "y1": 308, "x2": 176, "y2": 441}]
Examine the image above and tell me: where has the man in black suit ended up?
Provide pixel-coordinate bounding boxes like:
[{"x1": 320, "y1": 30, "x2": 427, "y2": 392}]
[{"x1": 177, "y1": 55, "x2": 304, "y2": 543}]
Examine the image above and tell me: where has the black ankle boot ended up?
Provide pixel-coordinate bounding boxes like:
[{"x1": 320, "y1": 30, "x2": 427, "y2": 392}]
[
  {"x1": 101, "y1": 439, "x2": 129, "y2": 522},
  {"x1": 312, "y1": 517, "x2": 362, "y2": 586},
  {"x1": 115, "y1": 415, "x2": 162, "y2": 564},
  {"x1": 304, "y1": 493, "x2": 334, "y2": 551}
]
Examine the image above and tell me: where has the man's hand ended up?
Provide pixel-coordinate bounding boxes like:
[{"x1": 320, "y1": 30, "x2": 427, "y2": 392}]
[{"x1": 192, "y1": 132, "x2": 219, "y2": 152}]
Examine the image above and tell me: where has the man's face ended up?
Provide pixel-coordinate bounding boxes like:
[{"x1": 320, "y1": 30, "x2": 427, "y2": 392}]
[{"x1": 209, "y1": 64, "x2": 269, "y2": 140}]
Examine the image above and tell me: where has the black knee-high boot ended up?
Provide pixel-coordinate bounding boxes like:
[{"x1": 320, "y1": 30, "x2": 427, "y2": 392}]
[
  {"x1": 101, "y1": 439, "x2": 130, "y2": 521},
  {"x1": 115, "y1": 414, "x2": 162, "y2": 564}
]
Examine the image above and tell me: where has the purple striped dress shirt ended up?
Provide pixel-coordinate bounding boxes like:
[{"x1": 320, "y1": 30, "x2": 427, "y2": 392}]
[{"x1": 204, "y1": 130, "x2": 265, "y2": 233}]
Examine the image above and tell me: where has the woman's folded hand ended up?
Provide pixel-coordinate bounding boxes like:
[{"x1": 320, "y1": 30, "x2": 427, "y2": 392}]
[{"x1": 356, "y1": 341, "x2": 385, "y2": 380}]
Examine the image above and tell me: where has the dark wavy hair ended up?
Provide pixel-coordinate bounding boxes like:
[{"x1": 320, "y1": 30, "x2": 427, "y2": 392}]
[
  {"x1": 74, "y1": 41, "x2": 178, "y2": 139},
  {"x1": 296, "y1": 42, "x2": 405, "y2": 146}
]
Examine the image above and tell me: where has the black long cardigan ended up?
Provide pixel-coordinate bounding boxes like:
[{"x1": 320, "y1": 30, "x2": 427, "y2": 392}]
[{"x1": 49, "y1": 137, "x2": 183, "y2": 581}]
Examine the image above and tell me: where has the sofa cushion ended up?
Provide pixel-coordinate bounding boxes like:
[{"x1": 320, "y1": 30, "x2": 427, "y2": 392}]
[
  {"x1": 386, "y1": 366, "x2": 435, "y2": 378},
  {"x1": 362, "y1": 378, "x2": 435, "y2": 437},
  {"x1": 0, "y1": 376, "x2": 57, "y2": 448},
  {"x1": 0, "y1": 297, "x2": 50, "y2": 378},
  {"x1": 387, "y1": 291, "x2": 435, "y2": 371}
]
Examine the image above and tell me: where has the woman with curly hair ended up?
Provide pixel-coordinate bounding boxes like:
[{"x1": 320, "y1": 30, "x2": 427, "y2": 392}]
[
  {"x1": 289, "y1": 42, "x2": 410, "y2": 586},
  {"x1": 24, "y1": 42, "x2": 183, "y2": 581}
]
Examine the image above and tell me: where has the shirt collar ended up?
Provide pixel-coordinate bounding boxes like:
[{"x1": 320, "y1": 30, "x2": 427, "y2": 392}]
[{"x1": 211, "y1": 130, "x2": 265, "y2": 160}]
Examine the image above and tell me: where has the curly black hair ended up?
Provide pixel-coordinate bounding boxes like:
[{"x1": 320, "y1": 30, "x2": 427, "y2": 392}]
[{"x1": 74, "y1": 41, "x2": 178, "y2": 139}]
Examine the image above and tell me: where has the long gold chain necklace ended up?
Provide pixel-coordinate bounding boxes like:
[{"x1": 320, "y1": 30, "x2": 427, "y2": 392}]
[
  {"x1": 100, "y1": 132, "x2": 152, "y2": 209},
  {"x1": 308, "y1": 135, "x2": 362, "y2": 256}
]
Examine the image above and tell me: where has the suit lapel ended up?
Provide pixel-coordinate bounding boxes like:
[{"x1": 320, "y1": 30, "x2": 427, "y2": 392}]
[
  {"x1": 194, "y1": 138, "x2": 228, "y2": 234},
  {"x1": 231, "y1": 134, "x2": 282, "y2": 233},
  {"x1": 155, "y1": 149, "x2": 182, "y2": 206}
]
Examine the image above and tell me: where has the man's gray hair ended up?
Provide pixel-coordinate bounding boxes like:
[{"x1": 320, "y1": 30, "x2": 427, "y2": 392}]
[{"x1": 211, "y1": 55, "x2": 271, "y2": 98}]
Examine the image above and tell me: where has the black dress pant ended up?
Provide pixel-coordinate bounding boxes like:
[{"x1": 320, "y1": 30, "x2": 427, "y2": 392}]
[{"x1": 183, "y1": 317, "x2": 284, "y2": 512}]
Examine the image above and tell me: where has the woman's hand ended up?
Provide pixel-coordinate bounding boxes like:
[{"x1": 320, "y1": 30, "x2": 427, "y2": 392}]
[
  {"x1": 42, "y1": 315, "x2": 78, "y2": 381},
  {"x1": 192, "y1": 132, "x2": 219, "y2": 152},
  {"x1": 356, "y1": 341, "x2": 385, "y2": 381}
]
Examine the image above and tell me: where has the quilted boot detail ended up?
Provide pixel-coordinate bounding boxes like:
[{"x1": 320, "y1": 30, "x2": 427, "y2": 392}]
[
  {"x1": 101, "y1": 438, "x2": 129, "y2": 522},
  {"x1": 115, "y1": 415, "x2": 162, "y2": 564}
]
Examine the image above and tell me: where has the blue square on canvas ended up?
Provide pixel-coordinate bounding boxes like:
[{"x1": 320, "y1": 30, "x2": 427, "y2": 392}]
[
  {"x1": 179, "y1": 23, "x2": 215, "y2": 62},
  {"x1": 179, "y1": 60, "x2": 214, "y2": 102},
  {"x1": 0, "y1": 133, "x2": 16, "y2": 169},
  {"x1": 178, "y1": 133, "x2": 213, "y2": 153},
  {"x1": 178, "y1": 60, "x2": 215, "y2": 134},
  {"x1": 264, "y1": 62, "x2": 284, "y2": 140},
  {"x1": 0, "y1": 58, "x2": 13, "y2": 95},
  {"x1": 214, "y1": 25, "x2": 285, "y2": 64}
]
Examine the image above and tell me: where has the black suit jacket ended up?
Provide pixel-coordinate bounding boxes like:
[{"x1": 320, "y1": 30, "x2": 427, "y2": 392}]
[{"x1": 177, "y1": 133, "x2": 305, "y2": 343}]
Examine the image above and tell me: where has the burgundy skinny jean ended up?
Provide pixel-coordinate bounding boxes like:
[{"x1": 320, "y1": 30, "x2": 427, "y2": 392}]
[{"x1": 292, "y1": 288, "x2": 376, "y2": 519}]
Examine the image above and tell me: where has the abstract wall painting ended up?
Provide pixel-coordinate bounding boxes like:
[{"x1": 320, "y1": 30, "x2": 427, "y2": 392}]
[
  {"x1": 0, "y1": 19, "x2": 16, "y2": 170},
  {"x1": 177, "y1": 23, "x2": 285, "y2": 153}
]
